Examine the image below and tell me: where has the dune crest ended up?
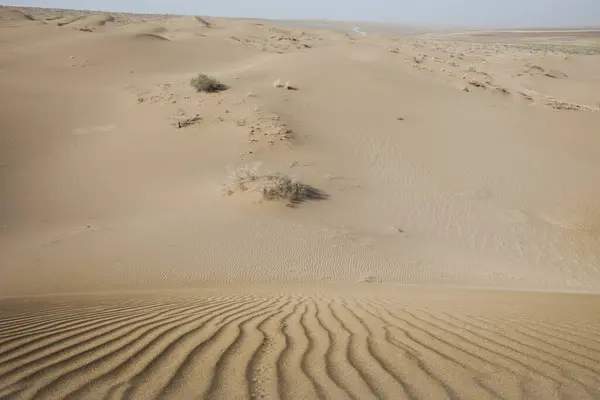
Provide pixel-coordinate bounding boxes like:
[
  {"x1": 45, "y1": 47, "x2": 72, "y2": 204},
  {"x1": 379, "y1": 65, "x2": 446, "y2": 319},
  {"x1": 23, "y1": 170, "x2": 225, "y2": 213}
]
[
  {"x1": 192, "y1": 15, "x2": 211, "y2": 27},
  {"x1": 0, "y1": 8, "x2": 41, "y2": 26},
  {"x1": 55, "y1": 13, "x2": 114, "y2": 30},
  {"x1": 0, "y1": 9, "x2": 34, "y2": 21},
  {"x1": 168, "y1": 15, "x2": 212, "y2": 30}
]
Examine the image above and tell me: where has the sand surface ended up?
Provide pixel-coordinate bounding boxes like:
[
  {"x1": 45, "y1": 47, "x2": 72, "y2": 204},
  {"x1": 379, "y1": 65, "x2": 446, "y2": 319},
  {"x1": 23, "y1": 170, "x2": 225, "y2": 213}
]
[
  {"x1": 1, "y1": 6, "x2": 600, "y2": 399},
  {"x1": 1, "y1": 288, "x2": 600, "y2": 399}
]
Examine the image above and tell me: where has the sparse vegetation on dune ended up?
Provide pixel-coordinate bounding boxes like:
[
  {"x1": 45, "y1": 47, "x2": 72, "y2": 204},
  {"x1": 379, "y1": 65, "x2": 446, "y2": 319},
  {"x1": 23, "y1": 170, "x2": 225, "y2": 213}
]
[
  {"x1": 225, "y1": 165, "x2": 327, "y2": 206},
  {"x1": 259, "y1": 173, "x2": 313, "y2": 203},
  {"x1": 227, "y1": 164, "x2": 261, "y2": 186},
  {"x1": 190, "y1": 74, "x2": 228, "y2": 93}
]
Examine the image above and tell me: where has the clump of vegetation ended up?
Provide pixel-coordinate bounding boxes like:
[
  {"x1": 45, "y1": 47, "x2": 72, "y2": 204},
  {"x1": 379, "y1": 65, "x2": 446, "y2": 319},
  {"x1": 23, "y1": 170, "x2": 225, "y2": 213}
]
[
  {"x1": 225, "y1": 165, "x2": 327, "y2": 206},
  {"x1": 227, "y1": 164, "x2": 261, "y2": 187},
  {"x1": 190, "y1": 74, "x2": 228, "y2": 93},
  {"x1": 259, "y1": 173, "x2": 309, "y2": 202}
]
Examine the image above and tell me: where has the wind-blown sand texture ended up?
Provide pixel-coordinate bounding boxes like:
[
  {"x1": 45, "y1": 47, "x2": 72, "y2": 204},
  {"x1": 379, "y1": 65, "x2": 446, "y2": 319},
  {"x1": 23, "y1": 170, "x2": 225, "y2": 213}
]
[
  {"x1": 1, "y1": 5, "x2": 600, "y2": 399},
  {"x1": 1, "y1": 289, "x2": 600, "y2": 399}
]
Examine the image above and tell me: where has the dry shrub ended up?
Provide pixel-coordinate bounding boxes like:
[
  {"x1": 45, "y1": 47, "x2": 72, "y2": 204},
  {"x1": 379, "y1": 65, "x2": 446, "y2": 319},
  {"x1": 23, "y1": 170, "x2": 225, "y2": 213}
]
[
  {"x1": 225, "y1": 165, "x2": 326, "y2": 206},
  {"x1": 190, "y1": 74, "x2": 228, "y2": 93},
  {"x1": 259, "y1": 173, "x2": 309, "y2": 202}
]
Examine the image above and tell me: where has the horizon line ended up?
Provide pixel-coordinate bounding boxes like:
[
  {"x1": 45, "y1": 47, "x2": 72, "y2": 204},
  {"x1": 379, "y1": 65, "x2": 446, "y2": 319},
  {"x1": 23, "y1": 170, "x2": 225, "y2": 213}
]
[{"x1": 2, "y1": 3, "x2": 600, "y2": 31}]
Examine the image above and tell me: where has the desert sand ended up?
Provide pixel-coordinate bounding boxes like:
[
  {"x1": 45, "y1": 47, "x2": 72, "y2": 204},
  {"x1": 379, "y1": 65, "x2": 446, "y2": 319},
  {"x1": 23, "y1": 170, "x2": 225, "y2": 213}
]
[{"x1": 1, "y1": 5, "x2": 600, "y2": 399}]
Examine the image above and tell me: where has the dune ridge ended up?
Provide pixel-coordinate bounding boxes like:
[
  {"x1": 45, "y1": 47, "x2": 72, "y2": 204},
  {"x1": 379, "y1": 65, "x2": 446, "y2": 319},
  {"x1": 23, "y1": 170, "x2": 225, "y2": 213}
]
[{"x1": 0, "y1": 9, "x2": 35, "y2": 21}]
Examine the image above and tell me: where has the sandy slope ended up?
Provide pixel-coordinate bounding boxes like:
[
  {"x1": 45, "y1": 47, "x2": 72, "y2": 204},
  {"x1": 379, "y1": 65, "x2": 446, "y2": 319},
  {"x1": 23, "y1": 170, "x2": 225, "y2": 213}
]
[{"x1": 1, "y1": 5, "x2": 600, "y2": 399}]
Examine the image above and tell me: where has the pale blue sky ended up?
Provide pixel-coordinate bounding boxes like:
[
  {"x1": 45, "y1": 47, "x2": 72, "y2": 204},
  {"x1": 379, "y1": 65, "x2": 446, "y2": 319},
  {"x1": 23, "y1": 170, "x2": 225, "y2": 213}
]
[{"x1": 3, "y1": 0, "x2": 600, "y2": 27}]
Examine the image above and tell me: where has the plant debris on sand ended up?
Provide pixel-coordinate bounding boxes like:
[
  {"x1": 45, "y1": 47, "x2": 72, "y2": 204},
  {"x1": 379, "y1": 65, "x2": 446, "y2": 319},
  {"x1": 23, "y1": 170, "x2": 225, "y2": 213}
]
[
  {"x1": 190, "y1": 74, "x2": 228, "y2": 93},
  {"x1": 174, "y1": 114, "x2": 202, "y2": 128}
]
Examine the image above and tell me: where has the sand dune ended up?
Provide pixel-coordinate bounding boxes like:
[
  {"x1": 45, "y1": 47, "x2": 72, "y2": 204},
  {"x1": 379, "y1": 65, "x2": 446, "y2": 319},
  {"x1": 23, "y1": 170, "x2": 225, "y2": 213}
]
[
  {"x1": 189, "y1": 15, "x2": 212, "y2": 28},
  {"x1": 1, "y1": 5, "x2": 600, "y2": 399},
  {"x1": 0, "y1": 9, "x2": 42, "y2": 27},
  {"x1": 0, "y1": 9, "x2": 34, "y2": 21},
  {"x1": 65, "y1": 14, "x2": 114, "y2": 29},
  {"x1": 130, "y1": 33, "x2": 170, "y2": 42},
  {"x1": 119, "y1": 26, "x2": 170, "y2": 42},
  {"x1": 0, "y1": 289, "x2": 599, "y2": 399},
  {"x1": 116, "y1": 24, "x2": 168, "y2": 35}
]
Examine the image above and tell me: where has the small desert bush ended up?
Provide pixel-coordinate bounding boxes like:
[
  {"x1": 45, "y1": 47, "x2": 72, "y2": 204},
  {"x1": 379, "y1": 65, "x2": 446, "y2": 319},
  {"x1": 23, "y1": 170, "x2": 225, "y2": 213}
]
[
  {"x1": 228, "y1": 164, "x2": 261, "y2": 186},
  {"x1": 225, "y1": 165, "x2": 326, "y2": 206},
  {"x1": 259, "y1": 173, "x2": 309, "y2": 202},
  {"x1": 190, "y1": 74, "x2": 228, "y2": 93}
]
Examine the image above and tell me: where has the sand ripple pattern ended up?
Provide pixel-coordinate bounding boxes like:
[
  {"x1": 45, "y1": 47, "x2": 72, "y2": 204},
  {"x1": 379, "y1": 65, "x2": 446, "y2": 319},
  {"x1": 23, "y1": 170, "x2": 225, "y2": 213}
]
[{"x1": 0, "y1": 292, "x2": 599, "y2": 399}]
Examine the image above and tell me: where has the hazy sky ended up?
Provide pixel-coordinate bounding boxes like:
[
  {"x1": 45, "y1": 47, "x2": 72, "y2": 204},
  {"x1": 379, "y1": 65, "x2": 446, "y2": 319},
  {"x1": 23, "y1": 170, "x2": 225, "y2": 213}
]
[{"x1": 3, "y1": 0, "x2": 600, "y2": 27}]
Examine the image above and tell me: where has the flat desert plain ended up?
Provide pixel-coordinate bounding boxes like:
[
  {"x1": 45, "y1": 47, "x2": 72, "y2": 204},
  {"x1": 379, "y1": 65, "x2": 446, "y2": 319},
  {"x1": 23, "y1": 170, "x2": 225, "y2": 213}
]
[{"x1": 1, "y1": 6, "x2": 600, "y2": 399}]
